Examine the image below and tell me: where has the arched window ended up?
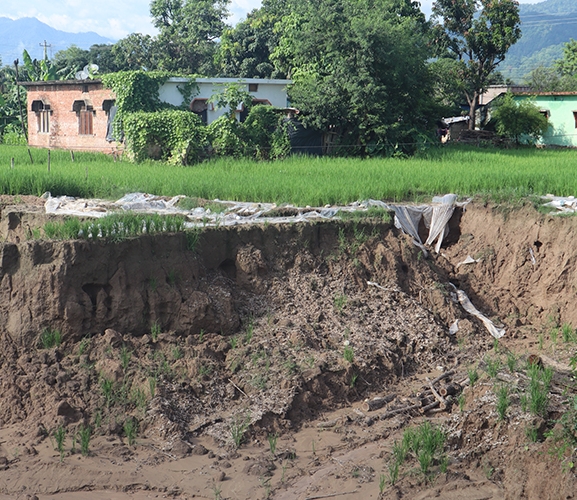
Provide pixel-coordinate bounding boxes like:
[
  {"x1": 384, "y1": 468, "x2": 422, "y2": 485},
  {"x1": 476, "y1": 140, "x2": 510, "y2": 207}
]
[
  {"x1": 72, "y1": 100, "x2": 94, "y2": 135},
  {"x1": 31, "y1": 100, "x2": 51, "y2": 133}
]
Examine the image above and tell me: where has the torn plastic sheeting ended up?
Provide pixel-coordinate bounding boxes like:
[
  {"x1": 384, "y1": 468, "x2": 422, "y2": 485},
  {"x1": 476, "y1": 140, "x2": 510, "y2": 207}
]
[
  {"x1": 456, "y1": 255, "x2": 480, "y2": 268},
  {"x1": 449, "y1": 283, "x2": 505, "y2": 339},
  {"x1": 388, "y1": 194, "x2": 457, "y2": 255}
]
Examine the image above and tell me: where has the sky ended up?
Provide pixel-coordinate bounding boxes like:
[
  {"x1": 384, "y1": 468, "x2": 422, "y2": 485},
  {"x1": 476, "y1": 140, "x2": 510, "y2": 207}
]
[{"x1": 0, "y1": 0, "x2": 545, "y2": 41}]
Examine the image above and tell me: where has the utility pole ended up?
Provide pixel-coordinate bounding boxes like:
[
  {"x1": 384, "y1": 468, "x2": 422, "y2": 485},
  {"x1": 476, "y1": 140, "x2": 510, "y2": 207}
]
[{"x1": 39, "y1": 40, "x2": 51, "y2": 59}]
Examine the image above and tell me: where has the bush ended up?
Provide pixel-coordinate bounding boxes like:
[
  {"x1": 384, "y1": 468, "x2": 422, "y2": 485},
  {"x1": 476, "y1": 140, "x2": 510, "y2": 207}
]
[
  {"x1": 492, "y1": 92, "x2": 549, "y2": 146},
  {"x1": 123, "y1": 110, "x2": 208, "y2": 165}
]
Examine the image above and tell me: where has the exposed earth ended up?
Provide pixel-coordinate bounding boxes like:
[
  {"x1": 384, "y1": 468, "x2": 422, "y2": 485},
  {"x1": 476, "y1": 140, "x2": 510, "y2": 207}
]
[{"x1": 1, "y1": 195, "x2": 577, "y2": 500}]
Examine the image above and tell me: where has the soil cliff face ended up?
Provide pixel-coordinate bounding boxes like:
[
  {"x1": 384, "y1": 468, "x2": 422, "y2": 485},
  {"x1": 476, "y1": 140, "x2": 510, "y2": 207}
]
[{"x1": 1, "y1": 199, "x2": 577, "y2": 500}]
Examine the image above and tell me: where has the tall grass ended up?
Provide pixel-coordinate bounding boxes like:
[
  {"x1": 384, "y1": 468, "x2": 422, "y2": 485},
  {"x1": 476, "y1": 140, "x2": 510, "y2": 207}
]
[{"x1": 2, "y1": 145, "x2": 577, "y2": 205}]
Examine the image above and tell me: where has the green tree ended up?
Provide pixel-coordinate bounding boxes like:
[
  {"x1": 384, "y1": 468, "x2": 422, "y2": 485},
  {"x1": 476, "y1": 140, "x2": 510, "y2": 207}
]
[
  {"x1": 492, "y1": 92, "x2": 548, "y2": 145},
  {"x1": 432, "y1": 0, "x2": 521, "y2": 129},
  {"x1": 271, "y1": 0, "x2": 434, "y2": 153},
  {"x1": 150, "y1": 0, "x2": 229, "y2": 74},
  {"x1": 112, "y1": 34, "x2": 160, "y2": 71},
  {"x1": 216, "y1": 0, "x2": 289, "y2": 78},
  {"x1": 555, "y1": 39, "x2": 577, "y2": 77}
]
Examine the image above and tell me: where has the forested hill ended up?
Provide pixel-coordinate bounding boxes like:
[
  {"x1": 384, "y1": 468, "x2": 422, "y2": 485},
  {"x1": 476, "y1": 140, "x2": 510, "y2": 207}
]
[
  {"x1": 0, "y1": 17, "x2": 113, "y2": 66},
  {"x1": 501, "y1": 0, "x2": 577, "y2": 82}
]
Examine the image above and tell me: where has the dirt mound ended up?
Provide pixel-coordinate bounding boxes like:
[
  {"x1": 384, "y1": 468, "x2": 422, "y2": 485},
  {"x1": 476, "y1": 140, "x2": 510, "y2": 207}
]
[{"x1": 0, "y1": 197, "x2": 576, "y2": 499}]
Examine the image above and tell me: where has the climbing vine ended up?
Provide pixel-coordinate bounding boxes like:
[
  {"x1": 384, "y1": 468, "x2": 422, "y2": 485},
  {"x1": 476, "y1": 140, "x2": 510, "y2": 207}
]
[{"x1": 123, "y1": 110, "x2": 208, "y2": 165}]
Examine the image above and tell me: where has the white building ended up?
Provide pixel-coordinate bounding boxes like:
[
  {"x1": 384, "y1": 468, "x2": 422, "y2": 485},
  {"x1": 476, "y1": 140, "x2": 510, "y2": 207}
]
[{"x1": 159, "y1": 77, "x2": 292, "y2": 124}]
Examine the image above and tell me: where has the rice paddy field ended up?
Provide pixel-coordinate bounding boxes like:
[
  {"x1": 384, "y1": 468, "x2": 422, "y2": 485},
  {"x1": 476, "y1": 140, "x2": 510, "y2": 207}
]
[{"x1": 1, "y1": 144, "x2": 577, "y2": 205}]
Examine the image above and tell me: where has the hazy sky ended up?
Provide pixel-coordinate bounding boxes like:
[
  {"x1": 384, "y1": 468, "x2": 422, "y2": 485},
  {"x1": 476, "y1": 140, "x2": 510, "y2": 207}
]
[{"x1": 0, "y1": 0, "x2": 545, "y2": 41}]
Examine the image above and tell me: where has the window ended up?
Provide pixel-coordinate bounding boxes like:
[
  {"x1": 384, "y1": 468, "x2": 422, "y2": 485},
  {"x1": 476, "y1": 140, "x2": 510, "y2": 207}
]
[
  {"x1": 539, "y1": 109, "x2": 550, "y2": 119},
  {"x1": 31, "y1": 100, "x2": 51, "y2": 133},
  {"x1": 248, "y1": 83, "x2": 259, "y2": 92},
  {"x1": 573, "y1": 111, "x2": 577, "y2": 129},
  {"x1": 191, "y1": 98, "x2": 209, "y2": 124},
  {"x1": 73, "y1": 100, "x2": 94, "y2": 135}
]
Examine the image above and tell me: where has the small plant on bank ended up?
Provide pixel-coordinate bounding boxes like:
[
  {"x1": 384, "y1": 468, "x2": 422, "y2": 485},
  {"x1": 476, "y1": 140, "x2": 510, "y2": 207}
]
[
  {"x1": 39, "y1": 328, "x2": 62, "y2": 349},
  {"x1": 343, "y1": 346, "x2": 354, "y2": 363},
  {"x1": 562, "y1": 323, "x2": 575, "y2": 343},
  {"x1": 333, "y1": 294, "x2": 347, "y2": 313},
  {"x1": 119, "y1": 345, "x2": 132, "y2": 372},
  {"x1": 100, "y1": 377, "x2": 115, "y2": 407},
  {"x1": 78, "y1": 336, "x2": 91, "y2": 355},
  {"x1": 148, "y1": 376, "x2": 157, "y2": 398},
  {"x1": 53, "y1": 425, "x2": 66, "y2": 462},
  {"x1": 458, "y1": 393, "x2": 466, "y2": 411},
  {"x1": 151, "y1": 321, "x2": 161, "y2": 341},
  {"x1": 229, "y1": 413, "x2": 251, "y2": 449},
  {"x1": 495, "y1": 384, "x2": 510, "y2": 420},
  {"x1": 468, "y1": 366, "x2": 479, "y2": 387},
  {"x1": 526, "y1": 363, "x2": 553, "y2": 417},
  {"x1": 78, "y1": 425, "x2": 92, "y2": 456},
  {"x1": 267, "y1": 433, "x2": 278, "y2": 456},
  {"x1": 485, "y1": 355, "x2": 501, "y2": 378},
  {"x1": 123, "y1": 417, "x2": 138, "y2": 446},
  {"x1": 506, "y1": 352, "x2": 518, "y2": 373}
]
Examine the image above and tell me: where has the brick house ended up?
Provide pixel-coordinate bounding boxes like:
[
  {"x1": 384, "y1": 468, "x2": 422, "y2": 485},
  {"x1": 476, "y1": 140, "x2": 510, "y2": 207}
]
[{"x1": 21, "y1": 77, "x2": 291, "y2": 153}]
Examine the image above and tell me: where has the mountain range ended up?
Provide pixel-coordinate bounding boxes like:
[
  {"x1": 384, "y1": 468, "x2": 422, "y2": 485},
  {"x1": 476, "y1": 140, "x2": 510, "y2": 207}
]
[
  {"x1": 500, "y1": 0, "x2": 577, "y2": 81},
  {"x1": 0, "y1": 17, "x2": 114, "y2": 67}
]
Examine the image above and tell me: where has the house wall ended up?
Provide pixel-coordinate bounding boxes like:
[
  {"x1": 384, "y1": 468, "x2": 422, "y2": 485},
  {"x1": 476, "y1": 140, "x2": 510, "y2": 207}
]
[
  {"x1": 514, "y1": 94, "x2": 577, "y2": 147},
  {"x1": 23, "y1": 77, "x2": 292, "y2": 152},
  {"x1": 159, "y1": 78, "x2": 292, "y2": 124},
  {"x1": 24, "y1": 81, "x2": 117, "y2": 153}
]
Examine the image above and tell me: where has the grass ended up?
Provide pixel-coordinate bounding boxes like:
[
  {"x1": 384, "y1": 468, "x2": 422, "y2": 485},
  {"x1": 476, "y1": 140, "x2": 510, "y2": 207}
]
[
  {"x1": 39, "y1": 328, "x2": 62, "y2": 349},
  {"x1": 229, "y1": 413, "x2": 251, "y2": 449},
  {"x1": 526, "y1": 364, "x2": 553, "y2": 417},
  {"x1": 53, "y1": 425, "x2": 66, "y2": 462},
  {"x1": 77, "y1": 425, "x2": 92, "y2": 456},
  {"x1": 389, "y1": 421, "x2": 446, "y2": 482},
  {"x1": 343, "y1": 346, "x2": 354, "y2": 363},
  {"x1": 495, "y1": 385, "x2": 510, "y2": 420},
  {"x1": 3, "y1": 144, "x2": 577, "y2": 205},
  {"x1": 123, "y1": 417, "x2": 138, "y2": 446},
  {"x1": 468, "y1": 366, "x2": 479, "y2": 386}
]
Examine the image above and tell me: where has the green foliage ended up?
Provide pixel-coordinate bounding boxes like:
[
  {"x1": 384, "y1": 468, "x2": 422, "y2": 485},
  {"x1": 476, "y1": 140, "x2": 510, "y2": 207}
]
[
  {"x1": 39, "y1": 213, "x2": 187, "y2": 241},
  {"x1": 123, "y1": 417, "x2": 138, "y2": 446},
  {"x1": 468, "y1": 366, "x2": 479, "y2": 386},
  {"x1": 432, "y1": 0, "x2": 521, "y2": 126},
  {"x1": 267, "y1": 433, "x2": 278, "y2": 455},
  {"x1": 495, "y1": 385, "x2": 510, "y2": 420},
  {"x1": 484, "y1": 356, "x2": 501, "y2": 378},
  {"x1": 208, "y1": 115, "x2": 248, "y2": 158},
  {"x1": 150, "y1": 0, "x2": 228, "y2": 74},
  {"x1": 492, "y1": 93, "x2": 549, "y2": 146},
  {"x1": 123, "y1": 110, "x2": 208, "y2": 165},
  {"x1": 343, "y1": 346, "x2": 354, "y2": 363},
  {"x1": 53, "y1": 425, "x2": 67, "y2": 462},
  {"x1": 77, "y1": 425, "x2": 92, "y2": 456},
  {"x1": 229, "y1": 413, "x2": 251, "y2": 448},
  {"x1": 272, "y1": 0, "x2": 433, "y2": 153},
  {"x1": 526, "y1": 363, "x2": 553, "y2": 417},
  {"x1": 39, "y1": 328, "x2": 62, "y2": 349}
]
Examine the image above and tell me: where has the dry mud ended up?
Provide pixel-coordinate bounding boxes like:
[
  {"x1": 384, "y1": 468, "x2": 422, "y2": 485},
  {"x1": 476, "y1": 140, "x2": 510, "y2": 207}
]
[{"x1": 1, "y1": 197, "x2": 577, "y2": 500}]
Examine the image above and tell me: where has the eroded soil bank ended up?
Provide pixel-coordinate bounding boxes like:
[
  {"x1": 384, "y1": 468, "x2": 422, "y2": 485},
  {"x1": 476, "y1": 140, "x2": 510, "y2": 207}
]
[{"x1": 1, "y1": 198, "x2": 577, "y2": 500}]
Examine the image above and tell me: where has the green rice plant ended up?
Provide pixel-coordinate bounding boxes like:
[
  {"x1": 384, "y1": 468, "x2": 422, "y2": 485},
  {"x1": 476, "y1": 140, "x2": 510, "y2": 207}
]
[
  {"x1": 39, "y1": 328, "x2": 62, "y2": 349},
  {"x1": 100, "y1": 377, "x2": 115, "y2": 407},
  {"x1": 123, "y1": 418, "x2": 138, "y2": 446},
  {"x1": 506, "y1": 352, "x2": 518, "y2": 373},
  {"x1": 244, "y1": 317, "x2": 254, "y2": 344},
  {"x1": 485, "y1": 355, "x2": 501, "y2": 378},
  {"x1": 131, "y1": 387, "x2": 148, "y2": 414},
  {"x1": 562, "y1": 323, "x2": 575, "y2": 343},
  {"x1": 148, "y1": 376, "x2": 157, "y2": 398},
  {"x1": 550, "y1": 327, "x2": 559, "y2": 345},
  {"x1": 53, "y1": 425, "x2": 66, "y2": 462},
  {"x1": 468, "y1": 366, "x2": 479, "y2": 386},
  {"x1": 379, "y1": 473, "x2": 386, "y2": 492},
  {"x1": 349, "y1": 373, "x2": 358, "y2": 388},
  {"x1": 78, "y1": 336, "x2": 90, "y2": 355},
  {"x1": 119, "y1": 345, "x2": 132, "y2": 372},
  {"x1": 229, "y1": 335, "x2": 239, "y2": 349},
  {"x1": 458, "y1": 393, "x2": 466, "y2": 411},
  {"x1": 525, "y1": 425, "x2": 539, "y2": 443},
  {"x1": 77, "y1": 425, "x2": 92, "y2": 456},
  {"x1": 229, "y1": 413, "x2": 251, "y2": 449},
  {"x1": 343, "y1": 346, "x2": 354, "y2": 363},
  {"x1": 495, "y1": 384, "x2": 510, "y2": 420},
  {"x1": 526, "y1": 364, "x2": 553, "y2": 417},
  {"x1": 172, "y1": 346, "x2": 183, "y2": 360},
  {"x1": 401, "y1": 421, "x2": 446, "y2": 478},
  {"x1": 333, "y1": 294, "x2": 347, "y2": 313},
  {"x1": 151, "y1": 321, "x2": 161, "y2": 341},
  {"x1": 267, "y1": 433, "x2": 278, "y2": 456}
]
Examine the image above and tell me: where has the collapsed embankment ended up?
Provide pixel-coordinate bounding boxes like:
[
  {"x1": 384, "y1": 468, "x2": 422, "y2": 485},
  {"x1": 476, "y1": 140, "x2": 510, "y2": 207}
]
[{"x1": 1, "y1": 199, "x2": 577, "y2": 499}]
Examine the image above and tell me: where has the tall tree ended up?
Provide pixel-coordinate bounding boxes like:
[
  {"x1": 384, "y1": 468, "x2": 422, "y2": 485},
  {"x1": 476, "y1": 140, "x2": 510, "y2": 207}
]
[
  {"x1": 216, "y1": 0, "x2": 290, "y2": 78},
  {"x1": 112, "y1": 34, "x2": 160, "y2": 71},
  {"x1": 150, "y1": 0, "x2": 229, "y2": 74},
  {"x1": 271, "y1": 0, "x2": 434, "y2": 152},
  {"x1": 431, "y1": 0, "x2": 521, "y2": 129}
]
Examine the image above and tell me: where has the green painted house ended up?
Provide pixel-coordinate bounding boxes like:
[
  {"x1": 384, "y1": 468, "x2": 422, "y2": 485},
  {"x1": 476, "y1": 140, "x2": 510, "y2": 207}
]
[{"x1": 512, "y1": 92, "x2": 577, "y2": 147}]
